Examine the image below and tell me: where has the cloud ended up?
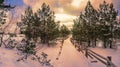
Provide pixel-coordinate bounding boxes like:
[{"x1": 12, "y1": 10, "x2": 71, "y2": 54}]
[
  {"x1": 21, "y1": 0, "x2": 119, "y2": 28},
  {"x1": 3, "y1": 0, "x2": 119, "y2": 33},
  {"x1": 23, "y1": 0, "x2": 57, "y2": 12},
  {"x1": 55, "y1": 13, "x2": 76, "y2": 22},
  {"x1": 23, "y1": 0, "x2": 114, "y2": 15},
  {"x1": 55, "y1": 13, "x2": 76, "y2": 29},
  {"x1": 5, "y1": 0, "x2": 119, "y2": 23}
]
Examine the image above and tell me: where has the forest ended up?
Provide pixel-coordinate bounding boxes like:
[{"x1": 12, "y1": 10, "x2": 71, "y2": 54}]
[{"x1": 0, "y1": 0, "x2": 120, "y2": 67}]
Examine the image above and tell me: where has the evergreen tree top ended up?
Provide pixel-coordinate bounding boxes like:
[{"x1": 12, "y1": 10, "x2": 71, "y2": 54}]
[
  {"x1": 0, "y1": 0, "x2": 4, "y2": 4},
  {"x1": 85, "y1": 1, "x2": 93, "y2": 10},
  {"x1": 99, "y1": 0, "x2": 109, "y2": 10},
  {"x1": 0, "y1": 0, "x2": 15, "y2": 9},
  {"x1": 85, "y1": 0, "x2": 96, "y2": 14}
]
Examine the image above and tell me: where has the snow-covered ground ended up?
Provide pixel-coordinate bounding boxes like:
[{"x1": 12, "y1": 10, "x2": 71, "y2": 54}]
[
  {"x1": 91, "y1": 46, "x2": 120, "y2": 67},
  {"x1": 0, "y1": 37, "x2": 120, "y2": 67}
]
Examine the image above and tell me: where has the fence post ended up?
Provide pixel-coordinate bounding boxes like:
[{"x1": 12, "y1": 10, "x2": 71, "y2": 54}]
[{"x1": 107, "y1": 56, "x2": 111, "y2": 67}]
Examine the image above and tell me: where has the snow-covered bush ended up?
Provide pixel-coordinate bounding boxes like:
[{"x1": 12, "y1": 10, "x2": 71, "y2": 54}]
[
  {"x1": 32, "y1": 52, "x2": 53, "y2": 67},
  {"x1": 5, "y1": 39, "x2": 17, "y2": 49},
  {"x1": 17, "y1": 39, "x2": 36, "y2": 57}
]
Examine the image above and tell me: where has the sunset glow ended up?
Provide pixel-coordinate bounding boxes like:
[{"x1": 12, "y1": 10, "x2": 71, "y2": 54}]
[
  {"x1": 0, "y1": 0, "x2": 120, "y2": 67},
  {"x1": 71, "y1": 0, "x2": 83, "y2": 8},
  {"x1": 55, "y1": 13, "x2": 76, "y2": 22},
  {"x1": 4, "y1": 0, "x2": 120, "y2": 29}
]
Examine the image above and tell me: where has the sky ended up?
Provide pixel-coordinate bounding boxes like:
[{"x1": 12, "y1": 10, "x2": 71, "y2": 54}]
[{"x1": 4, "y1": 0, "x2": 120, "y2": 29}]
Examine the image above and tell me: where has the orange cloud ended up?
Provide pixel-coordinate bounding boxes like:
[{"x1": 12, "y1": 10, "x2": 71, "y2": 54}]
[
  {"x1": 23, "y1": 0, "x2": 113, "y2": 16},
  {"x1": 23, "y1": 0, "x2": 57, "y2": 12},
  {"x1": 21, "y1": 0, "x2": 116, "y2": 29},
  {"x1": 4, "y1": 0, "x2": 118, "y2": 33},
  {"x1": 62, "y1": 0, "x2": 112, "y2": 16}
]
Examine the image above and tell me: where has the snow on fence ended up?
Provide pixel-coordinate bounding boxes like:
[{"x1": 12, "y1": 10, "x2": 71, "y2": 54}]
[
  {"x1": 70, "y1": 38, "x2": 117, "y2": 67},
  {"x1": 85, "y1": 49, "x2": 116, "y2": 67}
]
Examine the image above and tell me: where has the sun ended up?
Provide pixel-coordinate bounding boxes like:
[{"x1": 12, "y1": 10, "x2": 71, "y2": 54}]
[
  {"x1": 55, "y1": 13, "x2": 77, "y2": 28},
  {"x1": 55, "y1": 13, "x2": 76, "y2": 22},
  {"x1": 71, "y1": 0, "x2": 83, "y2": 8}
]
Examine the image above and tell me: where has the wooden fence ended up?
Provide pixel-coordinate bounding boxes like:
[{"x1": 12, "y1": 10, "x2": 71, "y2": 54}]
[
  {"x1": 70, "y1": 38, "x2": 117, "y2": 67},
  {"x1": 85, "y1": 48, "x2": 116, "y2": 67}
]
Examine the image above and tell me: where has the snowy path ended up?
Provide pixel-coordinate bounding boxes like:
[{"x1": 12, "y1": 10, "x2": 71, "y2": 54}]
[
  {"x1": 39, "y1": 38, "x2": 107, "y2": 67},
  {"x1": 0, "y1": 37, "x2": 119, "y2": 67},
  {"x1": 50, "y1": 38, "x2": 92, "y2": 67}
]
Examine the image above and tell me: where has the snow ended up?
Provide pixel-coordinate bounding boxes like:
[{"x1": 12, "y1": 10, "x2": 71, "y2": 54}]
[
  {"x1": 0, "y1": 47, "x2": 42, "y2": 67},
  {"x1": 47, "y1": 38, "x2": 91, "y2": 67},
  {"x1": 90, "y1": 47, "x2": 120, "y2": 67},
  {"x1": 0, "y1": 37, "x2": 120, "y2": 67}
]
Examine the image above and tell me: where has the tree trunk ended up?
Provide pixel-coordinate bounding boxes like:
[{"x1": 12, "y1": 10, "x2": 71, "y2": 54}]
[
  {"x1": 103, "y1": 38, "x2": 107, "y2": 48},
  {"x1": 0, "y1": 37, "x2": 2, "y2": 47},
  {"x1": 47, "y1": 41, "x2": 50, "y2": 46},
  {"x1": 80, "y1": 41, "x2": 82, "y2": 45},
  {"x1": 109, "y1": 40, "x2": 112, "y2": 48},
  {"x1": 88, "y1": 40, "x2": 91, "y2": 47},
  {"x1": 0, "y1": 34, "x2": 3, "y2": 47},
  {"x1": 110, "y1": 23, "x2": 113, "y2": 48},
  {"x1": 94, "y1": 38, "x2": 97, "y2": 47},
  {"x1": 62, "y1": 39, "x2": 64, "y2": 46}
]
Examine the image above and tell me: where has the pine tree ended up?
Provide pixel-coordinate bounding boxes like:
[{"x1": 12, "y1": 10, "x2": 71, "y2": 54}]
[
  {"x1": 59, "y1": 25, "x2": 70, "y2": 39},
  {"x1": 36, "y1": 3, "x2": 60, "y2": 45},
  {"x1": 0, "y1": 0, "x2": 15, "y2": 9},
  {"x1": 20, "y1": 3, "x2": 60, "y2": 46},
  {"x1": 20, "y1": 6, "x2": 42, "y2": 42},
  {"x1": 114, "y1": 19, "x2": 120, "y2": 39},
  {"x1": 0, "y1": 8, "x2": 6, "y2": 46},
  {"x1": 0, "y1": 1, "x2": 13, "y2": 46},
  {"x1": 0, "y1": 0, "x2": 4, "y2": 4},
  {"x1": 98, "y1": 1, "x2": 118, "y2": 48},
  {"x1": 20, "y1": 7, "x2": 35, "y2": 40},
  {"x1": 0, "y1": 7, "x2": 6, "y2": 26},
  {"x1": 72, "y1": 0, "x2": 118, "y2": 48},
  {"x1": 108, "y1": 3, "x2": 118, "y2": 48},
  {"x1": 19, "y1": 7, "x2": 36, "y2": 58},
  {"x1": 83, "y1": 1, "x2": 98, "y2": 47},
  {"x1": 72, "y1": 12, "x2": 88, "y2": 45}
]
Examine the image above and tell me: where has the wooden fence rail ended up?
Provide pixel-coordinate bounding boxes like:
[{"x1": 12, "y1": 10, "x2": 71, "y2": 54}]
[
  {"x1": 70, "y1": 38, "x2": 117, "y2": 67},
  {"x1": 85, "y1": 48, "x2": 116, "y2": 67}
]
